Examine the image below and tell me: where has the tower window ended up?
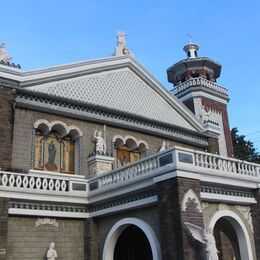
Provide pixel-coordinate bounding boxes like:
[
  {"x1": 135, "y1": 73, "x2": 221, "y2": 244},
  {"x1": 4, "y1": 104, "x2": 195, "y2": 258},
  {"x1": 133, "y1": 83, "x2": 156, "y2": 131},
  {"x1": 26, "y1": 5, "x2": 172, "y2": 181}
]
[
  {"x1": 194, "y1": 50, "x2": 198, "y2": 57},
  {"x1": 187, "y1": 51, "x2": 191, "y2": 58}
]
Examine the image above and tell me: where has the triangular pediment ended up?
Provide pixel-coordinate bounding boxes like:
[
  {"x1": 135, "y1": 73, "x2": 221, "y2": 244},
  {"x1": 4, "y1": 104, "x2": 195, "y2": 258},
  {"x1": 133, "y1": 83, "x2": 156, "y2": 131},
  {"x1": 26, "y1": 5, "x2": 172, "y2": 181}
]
[{"x1": 24, "y1": 56, "x2": 205, "y2": 132}]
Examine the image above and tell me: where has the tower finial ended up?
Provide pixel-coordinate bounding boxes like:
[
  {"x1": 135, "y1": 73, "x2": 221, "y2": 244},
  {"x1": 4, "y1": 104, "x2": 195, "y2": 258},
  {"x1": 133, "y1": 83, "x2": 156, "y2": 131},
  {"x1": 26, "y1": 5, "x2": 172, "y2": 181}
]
[
  {"x1": 186, "y1": 33, "x2": 193, "y2": 44},
  {"x1": 183, "y1": 42, "x2": 199, "y2": 59}
]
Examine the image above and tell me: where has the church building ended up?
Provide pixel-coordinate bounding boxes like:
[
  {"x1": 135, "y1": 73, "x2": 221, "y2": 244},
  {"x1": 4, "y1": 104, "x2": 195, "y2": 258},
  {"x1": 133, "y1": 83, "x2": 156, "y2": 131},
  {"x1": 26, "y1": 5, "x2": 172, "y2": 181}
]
[{"x1": 0, "y1": 33, "x2": 259, "y2": 260}]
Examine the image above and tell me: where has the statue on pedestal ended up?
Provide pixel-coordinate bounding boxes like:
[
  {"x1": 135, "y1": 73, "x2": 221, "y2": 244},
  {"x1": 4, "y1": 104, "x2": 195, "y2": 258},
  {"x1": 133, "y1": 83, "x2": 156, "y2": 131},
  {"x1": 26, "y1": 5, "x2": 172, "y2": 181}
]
[
  {"x1": 93, "y1": 130, "x2": 106, "y2": 155},
  {"x1": 47, "y1": 242, "x2": 58, "y2": 260}
]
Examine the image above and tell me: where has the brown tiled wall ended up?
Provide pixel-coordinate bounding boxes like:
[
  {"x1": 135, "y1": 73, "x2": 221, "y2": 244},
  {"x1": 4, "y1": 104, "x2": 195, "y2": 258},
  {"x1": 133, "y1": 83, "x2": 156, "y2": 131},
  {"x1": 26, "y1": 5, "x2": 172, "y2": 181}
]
[
  {"x1": 12, "y1": 108, "x2": 203, "y2": 176},
  {"x1": 157, "y1": 177, "x2": 205, "y2": 259},
  {"x1": 84, "y1": 218, "x2": 99, "y2": 260},
  {"x1": 0, "y1": 86, "x2": 16, "y2": 171},
  {"x1": 0, "y1": 198, "x2": 9, "y2": 260},
  {"x1": 7, "y1": 217, "x2": 84, "y2": 260}
]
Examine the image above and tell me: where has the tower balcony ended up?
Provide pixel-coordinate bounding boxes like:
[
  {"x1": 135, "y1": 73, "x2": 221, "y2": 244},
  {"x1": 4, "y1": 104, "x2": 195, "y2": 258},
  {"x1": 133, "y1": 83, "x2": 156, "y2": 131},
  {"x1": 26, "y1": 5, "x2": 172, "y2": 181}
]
[{"x1": 171, "y1": 77, "x2": 228, "y2": 96}]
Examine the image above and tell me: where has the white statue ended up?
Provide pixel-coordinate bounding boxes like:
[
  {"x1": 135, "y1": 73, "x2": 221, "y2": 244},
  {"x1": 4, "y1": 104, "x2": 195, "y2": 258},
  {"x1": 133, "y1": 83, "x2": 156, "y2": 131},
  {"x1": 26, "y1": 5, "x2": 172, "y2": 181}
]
[
  {"x1": 117, "y1": 31, "x2": 127, "y2": 47},
  {"x1": 184, "y1": 222, "x2": 219, "y2": 260},
  {"x1": 198, "y1": 105, "x2": 211, "y2": 123},
  {"x1": 47, "y1": 242, "x2": 58, "y2": 260},
  {"x1": 0, "y1": 43, "x2": 12, "y2": 63},
  {"x1": 159, "y1": 141, "x2": 169, "y2": 152},
  {"x1": 115, "y1": 31, "x2": 133, "y2": 57},
  {"x1": 93, "y1": 130, "x2": 106, "y2": 154}
]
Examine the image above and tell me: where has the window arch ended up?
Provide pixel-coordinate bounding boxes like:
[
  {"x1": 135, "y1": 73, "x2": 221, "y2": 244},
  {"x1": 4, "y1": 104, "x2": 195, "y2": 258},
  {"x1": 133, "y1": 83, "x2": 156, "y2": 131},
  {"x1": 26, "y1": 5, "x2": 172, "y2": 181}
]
[
  {"x1": 113, "y1": 135, "x2": 149, "y2": 167},
  {"x1": 32, "y1": 120, "x2": 82, "y2": 174}
]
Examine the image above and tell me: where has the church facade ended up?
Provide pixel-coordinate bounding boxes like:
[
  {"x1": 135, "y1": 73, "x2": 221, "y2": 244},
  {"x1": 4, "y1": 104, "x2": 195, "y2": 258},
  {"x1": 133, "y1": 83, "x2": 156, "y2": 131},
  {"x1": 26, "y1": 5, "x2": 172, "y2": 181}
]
[{"x1": 0, "y1": 36, "x2": 259, "y2": 260}]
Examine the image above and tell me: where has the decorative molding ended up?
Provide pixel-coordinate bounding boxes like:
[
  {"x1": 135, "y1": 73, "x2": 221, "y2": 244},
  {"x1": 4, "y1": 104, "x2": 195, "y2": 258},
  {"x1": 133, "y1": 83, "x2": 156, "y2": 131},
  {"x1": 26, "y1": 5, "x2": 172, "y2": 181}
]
[
  {"x1": 0, "y1": 248, "x2": 6, "y2": 255},
  {"x1": 201, "y1": 202, "x2": 209, "y2": 210},
  {"x1": 218, "y1": 203, "x2": 229, "y2": 211},
  {"x1": 113, "y1": 135, "x2": 149, "y2": 150},
  {"x1": 181, "y1": 189, "x2": 202, "y2": 213},
  {"x1": 235, "y1": 205, "x2": 254, "y2": 233},
  {"x1": 35, "y1": 218, "x2": 59, "y2": 229},
  {"x1": 201, "y1": 186, "x2": 254, "y2": 198},
  {"x1": 16, "y1": 94, "x2": 209, "y2": 147},
  {"x1": 34, "y1": 119, "x2": 83, "y2": 138}
]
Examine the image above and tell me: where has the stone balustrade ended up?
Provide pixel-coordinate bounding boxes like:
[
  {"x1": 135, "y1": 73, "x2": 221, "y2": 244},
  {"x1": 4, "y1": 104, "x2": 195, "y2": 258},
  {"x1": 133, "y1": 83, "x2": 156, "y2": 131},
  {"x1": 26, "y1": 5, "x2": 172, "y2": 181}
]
[
  {"x1": 89, "y1": 147, "x2": 260, "y2": 191},
  {"x1": 172, "y1": 77, "x2": 228, "y2": 95},
  {"x1": 89, "y1": 152, "x2": 160, "y2": 191},
  {"x1": 0, "y1": 170, "x2": 88, "y2": 194},
  {"x1": 194, "y1": 150, "x2": 259, "y2": 177}
]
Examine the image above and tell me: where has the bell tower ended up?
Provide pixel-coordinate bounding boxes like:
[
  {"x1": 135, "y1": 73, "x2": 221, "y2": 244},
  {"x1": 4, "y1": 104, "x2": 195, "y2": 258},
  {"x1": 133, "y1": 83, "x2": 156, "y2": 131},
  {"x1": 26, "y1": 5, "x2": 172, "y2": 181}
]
[{"x1": 167, "y1": 43, "x2": 234, "y2": 157}]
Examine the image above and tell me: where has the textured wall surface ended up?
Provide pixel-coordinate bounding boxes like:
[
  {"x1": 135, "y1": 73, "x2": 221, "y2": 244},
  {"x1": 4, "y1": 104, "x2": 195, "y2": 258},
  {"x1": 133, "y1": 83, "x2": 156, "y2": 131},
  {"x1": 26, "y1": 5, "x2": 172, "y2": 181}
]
[
  {"x1": 157, "y1": 177, "x2": 205, "y2": 259},
  {"x1": 7, "y1": 217, "x2": 84, "y2": 260},
  {"x1": 12, "y1": 108, "x2": 201, "y2": 176},
  {"x1": 0, "y1": 86, "x2": 16, "y2": 171}
]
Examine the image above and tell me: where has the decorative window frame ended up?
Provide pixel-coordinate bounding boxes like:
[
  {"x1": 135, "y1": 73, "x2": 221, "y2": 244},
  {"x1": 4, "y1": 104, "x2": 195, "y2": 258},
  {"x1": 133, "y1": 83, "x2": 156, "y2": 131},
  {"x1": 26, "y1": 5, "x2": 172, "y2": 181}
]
[
  {"x1": 112, "y1": 135, "x2": 149, "y2": 168},
  {"x1": 30, "y1": 119, "x2": 83, "y2": 175}
]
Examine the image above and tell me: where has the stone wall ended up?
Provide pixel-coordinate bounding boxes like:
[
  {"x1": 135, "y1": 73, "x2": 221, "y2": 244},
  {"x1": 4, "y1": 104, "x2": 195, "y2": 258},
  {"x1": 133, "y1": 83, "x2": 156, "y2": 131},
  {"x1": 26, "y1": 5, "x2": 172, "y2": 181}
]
[
  {"x1": 0, "y1": 86, "x2": 16, "y2": 171},
  {"x1": 0, "y1": 199, "x2": 9, "y2": 260},
  {"x1": 12, "y1": 108, "x2": 203, "y2": 176},
  {"x1": 157, "y1": 177, "x2": 205, "y2": 259},
  {"x1": 252, "y1": 189, "x2": 260, "y2": 259},
  {"x1": 7, "y1": 217, "x2": 84, "y2": 260}
]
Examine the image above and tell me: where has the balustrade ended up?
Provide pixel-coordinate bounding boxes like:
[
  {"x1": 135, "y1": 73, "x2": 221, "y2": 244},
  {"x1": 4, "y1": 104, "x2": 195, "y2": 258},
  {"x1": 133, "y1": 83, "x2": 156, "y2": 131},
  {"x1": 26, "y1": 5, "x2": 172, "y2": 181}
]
[{"x1": 172, "y1": 77, "x2": 228, "y2": 95}]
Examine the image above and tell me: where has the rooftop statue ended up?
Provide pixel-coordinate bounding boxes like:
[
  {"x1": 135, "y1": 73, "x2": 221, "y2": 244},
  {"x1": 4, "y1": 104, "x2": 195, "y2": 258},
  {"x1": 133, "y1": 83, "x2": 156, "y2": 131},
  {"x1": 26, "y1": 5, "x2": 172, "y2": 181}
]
[
  {"x1": 117, "y1": 31, "x2": 127, "y2": 47},
  {"x1": 0, "y1": 43, "x2": 12, "y2": 63},
  {"x1": 115, "y1": 31, "x2": 133, "y2": 57},
  {"x1": 184, "y1": 222, "x2": 219, "y2": 260}
]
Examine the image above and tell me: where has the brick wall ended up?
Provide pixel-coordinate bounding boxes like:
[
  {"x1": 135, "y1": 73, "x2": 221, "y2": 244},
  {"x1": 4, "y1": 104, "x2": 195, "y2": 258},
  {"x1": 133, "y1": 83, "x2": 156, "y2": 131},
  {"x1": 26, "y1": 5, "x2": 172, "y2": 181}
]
[
  {"x1": 201, "y1": 99, "x2": 234, "y2": 157},
  {"x1": 252, "y1": 189, "x2": 260, "y2": 260},
  {"x1": 7, "y1": 217, "x2": 84, "y2": 260},
  {"x1": 0, "y1": 199, "x2": 9, "y2": 260},
  {"x1": 0, "y1": 86, "x2": 16, "y2": 170},
  {"x1": 84, "y1": 218, "x2": 99, "y2": 260},
  {"x1": 157, "y1": 177, "x2": 205, "y2": 259},
  {"x1": 12, "y1": 108, "x2": 203, "y2": 176}
]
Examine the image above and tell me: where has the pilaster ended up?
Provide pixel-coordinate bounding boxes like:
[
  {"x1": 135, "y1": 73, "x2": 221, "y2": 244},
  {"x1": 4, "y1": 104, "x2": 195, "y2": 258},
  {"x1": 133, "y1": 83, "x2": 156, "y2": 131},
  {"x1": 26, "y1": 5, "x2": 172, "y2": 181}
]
[
  {"x1": 0, "y1": 198, "x2": 9, "y2": 259},
  {"x1": 157, "y1": 177, "x2": 205, "y2": 259}
]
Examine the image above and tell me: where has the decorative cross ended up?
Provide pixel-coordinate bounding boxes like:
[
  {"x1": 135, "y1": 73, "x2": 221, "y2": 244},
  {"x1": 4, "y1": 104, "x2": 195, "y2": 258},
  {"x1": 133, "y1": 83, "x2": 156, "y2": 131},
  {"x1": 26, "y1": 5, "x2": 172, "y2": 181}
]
[{"x1": 186, "y1": 33, "x2": 193, "y2": 43}]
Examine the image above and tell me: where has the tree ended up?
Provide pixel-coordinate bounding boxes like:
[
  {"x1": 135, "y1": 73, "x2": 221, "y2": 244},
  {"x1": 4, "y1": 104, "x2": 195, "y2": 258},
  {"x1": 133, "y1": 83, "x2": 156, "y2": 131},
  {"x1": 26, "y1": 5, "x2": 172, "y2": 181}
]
[{"x1": 231, "y1": 127, "x2": 260, "y2": 163}]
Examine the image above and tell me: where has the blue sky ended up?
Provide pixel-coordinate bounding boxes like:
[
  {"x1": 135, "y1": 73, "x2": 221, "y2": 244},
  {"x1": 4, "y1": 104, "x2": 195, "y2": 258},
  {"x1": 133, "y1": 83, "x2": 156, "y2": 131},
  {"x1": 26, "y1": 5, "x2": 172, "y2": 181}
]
[{"x1": 1, "y1": 0, "x2": 260, "y2": 151}]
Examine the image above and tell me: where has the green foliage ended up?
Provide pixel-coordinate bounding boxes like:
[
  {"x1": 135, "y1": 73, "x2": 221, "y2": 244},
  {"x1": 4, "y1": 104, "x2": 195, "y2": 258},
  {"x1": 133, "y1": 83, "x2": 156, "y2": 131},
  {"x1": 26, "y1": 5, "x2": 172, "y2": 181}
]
[{"x1": 231, "y1": 127, "x2": 260, "y2": 163}]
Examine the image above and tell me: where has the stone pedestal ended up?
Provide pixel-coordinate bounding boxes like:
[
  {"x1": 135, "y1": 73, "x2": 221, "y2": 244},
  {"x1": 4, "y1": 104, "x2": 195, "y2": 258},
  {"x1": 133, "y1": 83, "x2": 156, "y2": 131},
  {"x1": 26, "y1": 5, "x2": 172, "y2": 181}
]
[{"x1": 87, "y1": 155, "x2": 114, "y2": 176}]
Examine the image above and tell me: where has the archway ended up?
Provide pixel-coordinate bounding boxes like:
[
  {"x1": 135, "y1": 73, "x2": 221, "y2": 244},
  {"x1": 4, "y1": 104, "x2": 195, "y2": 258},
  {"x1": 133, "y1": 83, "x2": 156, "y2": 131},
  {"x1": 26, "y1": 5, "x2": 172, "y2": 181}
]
[
  {"x1": 114, "y1": 225, "x2": 153, "y2": 260},
  {"x1": 208, "y1": 210, "x2": 254, "y2": 260},
  {"x1": 102, "y1": 218, "x2": 161, "y2": 260}
]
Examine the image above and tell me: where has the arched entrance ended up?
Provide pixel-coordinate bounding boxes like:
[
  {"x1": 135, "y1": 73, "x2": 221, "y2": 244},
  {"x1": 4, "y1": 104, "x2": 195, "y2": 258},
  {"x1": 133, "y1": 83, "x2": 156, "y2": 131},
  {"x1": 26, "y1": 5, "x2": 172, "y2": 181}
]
[
  {"x1": 208, "y1": 210, "x2": 254, "y2": 260},
  {"x1": 114, "y1": 225, "x2": 153, "y2": 260},
  {"x1": 102, "y1": 218, "x2": 161, "y2": 260},
  {"x1": 214, "y1": 218, "x2": 241, "y2": 260}
]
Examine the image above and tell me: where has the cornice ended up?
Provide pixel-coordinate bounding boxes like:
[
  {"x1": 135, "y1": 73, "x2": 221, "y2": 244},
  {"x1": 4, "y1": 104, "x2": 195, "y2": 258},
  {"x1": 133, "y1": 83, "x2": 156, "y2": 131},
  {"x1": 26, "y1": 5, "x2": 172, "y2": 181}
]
[{"x1": 15, "y1": 91, "x2": 209, "y2": 147}]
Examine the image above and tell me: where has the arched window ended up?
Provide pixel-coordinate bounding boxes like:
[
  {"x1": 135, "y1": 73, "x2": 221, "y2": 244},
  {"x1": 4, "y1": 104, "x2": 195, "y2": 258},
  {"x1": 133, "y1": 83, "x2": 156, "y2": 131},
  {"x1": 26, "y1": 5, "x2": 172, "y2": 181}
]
[
  {"x1": 33, "y1": 120, "x2": 82, "y2": 174},
  {"x1": 113, "y1": 136, "x2": 148, "y2": 167}
]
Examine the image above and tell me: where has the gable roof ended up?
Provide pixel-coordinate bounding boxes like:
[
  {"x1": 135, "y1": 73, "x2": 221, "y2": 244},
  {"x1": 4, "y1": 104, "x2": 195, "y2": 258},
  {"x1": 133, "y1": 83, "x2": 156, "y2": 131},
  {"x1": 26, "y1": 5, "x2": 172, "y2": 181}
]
[{"x1": 0, "y1": 55, "x2": 206, "y2": 134}]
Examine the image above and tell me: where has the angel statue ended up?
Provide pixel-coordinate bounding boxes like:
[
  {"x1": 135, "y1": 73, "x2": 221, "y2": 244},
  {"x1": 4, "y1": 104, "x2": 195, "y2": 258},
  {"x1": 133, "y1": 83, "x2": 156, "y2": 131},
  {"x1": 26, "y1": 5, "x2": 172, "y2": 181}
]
[{"x1": 184, "y1": 222, "x2": 219, "y2": 260}]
